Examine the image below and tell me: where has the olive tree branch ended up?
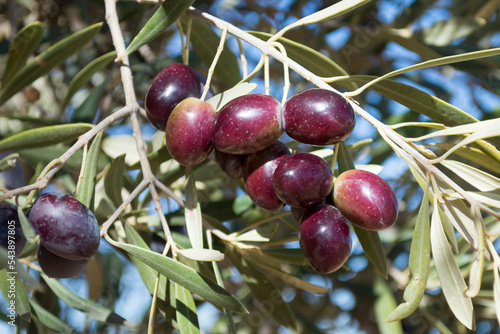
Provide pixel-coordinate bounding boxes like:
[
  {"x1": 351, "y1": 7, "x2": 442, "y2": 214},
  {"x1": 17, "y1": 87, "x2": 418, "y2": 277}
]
[
  {"x1": 104, "y1": 0, "x2": 178, "y2": 253},
  {"x1": 185, "y1": 6, "x2": 491, "y2": 223},
  {"x1": 0, "y1": 106, "x2": 132, "y2": 201}
]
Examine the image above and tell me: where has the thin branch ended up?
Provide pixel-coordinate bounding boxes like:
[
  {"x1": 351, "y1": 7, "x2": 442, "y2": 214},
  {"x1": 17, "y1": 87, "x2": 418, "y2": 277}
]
[{"x1": 0, "y1": 106, "x2": 132, "y2": 200}]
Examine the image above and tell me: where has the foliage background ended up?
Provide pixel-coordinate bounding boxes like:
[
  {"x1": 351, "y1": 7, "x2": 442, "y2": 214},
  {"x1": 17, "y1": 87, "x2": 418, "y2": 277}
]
[{"x1": 1, "y1": 0, "x2": 500, "y2": 333}]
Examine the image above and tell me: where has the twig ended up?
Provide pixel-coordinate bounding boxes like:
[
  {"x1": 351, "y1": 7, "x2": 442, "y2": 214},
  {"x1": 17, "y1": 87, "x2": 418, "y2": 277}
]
[{"x1": 0, "y1": 106, "x2": 132, "y2": 201}]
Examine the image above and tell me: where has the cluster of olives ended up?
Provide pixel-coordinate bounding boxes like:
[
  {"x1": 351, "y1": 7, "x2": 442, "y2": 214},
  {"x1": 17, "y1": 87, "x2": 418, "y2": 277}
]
[
  {"x1": 1, "y1": 194, "x2": 100, "y2": 278},
  {"x1": 144, "y1": 63, "x2": 399, "y2": 274}
]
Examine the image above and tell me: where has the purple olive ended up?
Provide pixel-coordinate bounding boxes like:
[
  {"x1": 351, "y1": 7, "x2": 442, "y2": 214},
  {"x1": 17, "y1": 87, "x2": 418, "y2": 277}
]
[
  {"x1": 214, "y1": 149, "x2": 247, "y2": 179},
  {"x1": 334, "y1": 169, "x2": 398, "y2": 231},
  {"x1": 145, "y1": 63, "x2": 202, "y2": 131},
  {"x1": 0, "y1": 202, "x2": 26, "y2": 257},
  {"x1": 244, "y1": 141, "x2": 290, "y2": 211},
  {"x1": 213, "y1": 94, "x2": 283, "y2": 154},
  {"x1": 165, "y1": 98, "x2": 216, "y2": 166},
  {"x1": 28, "y1": 193, "x2": 100, "y2": 260},
  {"x1": 299, "y1": 204, "x2": 351, "y2": 274},
  {"x1": 283, "y1": 88, "x2": 355, "y2": 145},
  {"x1": 38, "y1": 245, "x2": 90, "y2": 278},
  {"x1": 273, "y1": 153, "x2": 333, "y2": 208}
]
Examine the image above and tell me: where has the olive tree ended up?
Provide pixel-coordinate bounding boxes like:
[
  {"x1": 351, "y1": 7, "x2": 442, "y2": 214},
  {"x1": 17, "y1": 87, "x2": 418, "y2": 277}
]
[{"x1": 1, "y1": 0, "x2": 500, "y2": 332}]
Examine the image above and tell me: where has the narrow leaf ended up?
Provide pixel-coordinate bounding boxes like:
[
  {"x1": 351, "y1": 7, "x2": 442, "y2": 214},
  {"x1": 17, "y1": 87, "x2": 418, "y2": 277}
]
[
  {"x1": 104, "y1": 154, "x2": 126, "y2": 208},
  {"x1": 374, "y1": 278, "x2": 403, "y2": 334},
  {"x1": 494, "y1": 267, "x2": 500, "y2": 327},
  {"x1": 188, "y1": 19, "x2": 242, "y2": 87},
  {"x1": 0, "y1": 153, "x2": 19, "y2": 172},
  {"x1": 388, "y1": 186, "x2": 430, "y2": 321},
  {"x1": 176, "y1": 249, "x2": 224, "y2": 262},
  {"x1": 30, "y1": 298, "x2": 76, "y2": 334},
  {"x1": 433, "y1": 143, "x2": 500, "y2": 174},
  {"x1": 185, "y1": 167, "x2": 203, "y2": 250},
  {"x1": 225, "y1": 245, "x2": 297, "y2": 330},
  {"x1": 440, "y1": 195, "x2": 476, "y2": 248},
  {"x1": 0, "y1": 123, "x2": 93, "y2": 152},
  {"x1": 61, "y1": 51, "x2": 116, "y2": 111},
  {"x1": 71, "y1": 79, "x2": 108, "y2": 123},
  {"x1": 430, "y1": 197, "x2": 475, "y2": 330},
  {"x1": 249, "y1": 31, "x2": 357, "y2": 90},
  {"x1": 17, "y1": 206, "x2": 36, "y2": 241},
  {"x1": 0, "y1": 270, "x2": 30, "y2": 321},
  {"x1": 348, "y1": 46, "x2": 500, "y2": 96},
  {"x1": 41, "y1": 274, "x2": 132, "y2": 325},
  {"x1": 76, "y1": 131, "x2": 103, "y2": 208},
  {"x1": 123, "y1": 0, "x2": 195, "y2": 58},
  {"x1": 338, "y1": 76, "x2": 477, "y2": 127},
  {"x1": 0, "y1": 23, "x2": 103, "y2": 106},
  {"x1": 2, "y1": 21, "x2": 44, "y2": 87},
  {"x1": 175, "y1": 283, "x2": 200, "y2": 334},
  {"x1": 275, "y1": 0, "x2": 371, "y2": 38},
  {"x1": 468, "y1": 191, "x2": 500, "y2": 209},
  {"x1": 261, "y1": 248, "x2": 308, "y2": 266},
  {"x1": 122, "y1": 222, "x2": 168, "y2": 300},
  {"x1": 440, "y1": 160, "x2": 500, "y2": 192},
  {"x1": 107, "y1": 238, "x2": 248, "y2": 314},
  {"x1": 421, "y1": 17, "x2": 485, "y2": 47},
  {"x1": 257, "y1": 261, "x2": 329, "y2": 294},
  {"x1": 19, "y1": 145, "x2": 109, "y2": 171},
  {"x1": 14, "y1": 276, "x2": 31, "y2": 321},
  {"x1": 338, "y1": 141, "x2": 388, "y2": 277}
]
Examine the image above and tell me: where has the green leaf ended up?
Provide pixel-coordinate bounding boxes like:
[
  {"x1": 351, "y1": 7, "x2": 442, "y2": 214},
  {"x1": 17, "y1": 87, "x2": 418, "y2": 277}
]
[
  {"x1": 248, "y1": 31, "x2": 357, "y2": 91},
  {"x1": 493, "y1": 267, "x2": 500, "y2": 327},
  {"x1": 177, "y1": 248, "x2": 224, "y2": 262},
  {"x1": 123, "y1": 0, "x2": 195, "y2": 59},
  {"x1": 257, "y1": 261, "x2": 329, "y2": 294},
  {"x1": 274, "y1": 0, "x2": 371, "y2": 38},
  {"x1": 71, "y1": 79, "x2": 109, "y2": 123},
  {"x1": 339, "y1": 76, "x2": 478, "y2": 127},
  {"x1": 101, "y1": 135, "x2": 140, "y2": 165},
  {"x1": 261, "y1": 248, "x2": 308, "y2": 266},
  {"x1": 76, "y1": 131, "x2": 103, "y2": 208},
  {"x1": 29, "y1": 298, "x2": 77, "y2": 334},
  {"x1": 175, "y1": 283, "x2": 200, "y2": 334},
  {"x1": 374, "y1": 278, "x2": 403, "y2": 334},
  {"x1": 225, "y1": 245, "x2": 297, "y2": 330},
  {"x1": 0, "y1": 270, "x2": 31, "y2": 321},
  {"x1": 129, "y1": 145, "x2": 171, "y2": 170},
  {"x1": 104, "y1": 154, "x2": 126, "y2": 208},
  {"x1": 122, "y1": 222, "x2": 168, "y2": 301},
  {"x1": 61, "y1": 51, "x2": 116, "y2": 111},
  {"x1": 107, "y1": 238, "x2": 248, "y2": 314},
  {"x1": 388, "y1": 186, "x2": 430, "y2": 322},
  {"x1": 17, "y1": 207, "x2": 38, "y2": 259},
  {"x1": 206, "y1": 83, "x2": 258, "y2": 111},
  {"x1": 0, "y1": 123, "x2": 93, "y2": 152},
  {"x1": 0, "y1": 153, "x2": 19, "y2": 172},
  {"x1": 337, "y1": 75, "x2": 500, "y2": 150},
  {"x1": 440, "y1": 160, "x2": 500, "y2": 192},
  {"x1": 421, "y1": 17, "x2": 486, "y2": 47},
  {"x1": 15, "y1": 275, "x2": 31, "y2": 321},
  {"x1": 2, "y1": 21, "x2": 44, "y2": 87},
  {"x1": 430, "y1": 196, "x2": 475, "y2": 330},
  {"x1": 185, "y1": 167, "x2": 203, "y2": 250},
  {"x1": 188, "y1": 19, "x2": 242, "y2": 87},
  {"x1": 346, "y1": 46, "x2": 500, "y2": 97},
  {"x1": 0, "y1": 23, "x2": 103, "y2": 106},
  {"x1": 41, "y1": 274, "x2": 131, "y2": 325},
  {"x1": 338, "y1": 141, "x2": 388, "y2": 277},
  {"x1": 433, "y1": 143, "x2": 500, "y2": 175},
  {"x1": 19, "y1": 145, "x2": 108, "y2": 171}
]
